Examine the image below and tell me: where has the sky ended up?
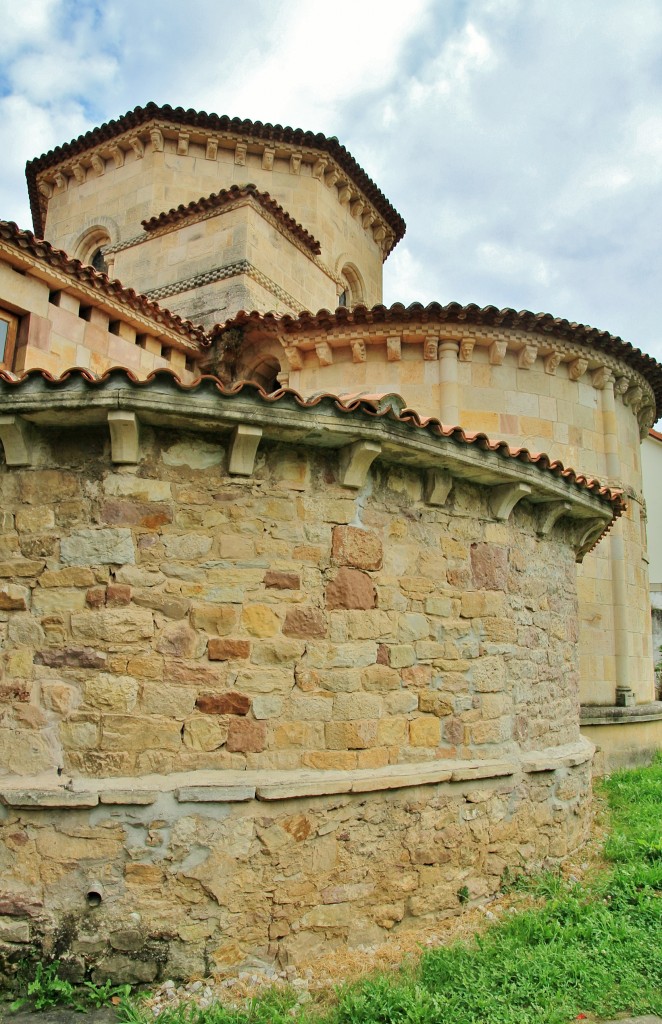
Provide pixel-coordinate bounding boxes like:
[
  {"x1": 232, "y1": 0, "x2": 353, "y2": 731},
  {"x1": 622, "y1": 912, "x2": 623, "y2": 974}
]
[{"x1": 1, "y1": 0, "x2": 661, "y2": 364}]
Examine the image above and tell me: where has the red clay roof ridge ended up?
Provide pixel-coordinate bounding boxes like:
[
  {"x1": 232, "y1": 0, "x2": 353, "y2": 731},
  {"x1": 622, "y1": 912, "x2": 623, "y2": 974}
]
[{"x1": 141, "y1": 184, "x2": 321, "y2": 254}]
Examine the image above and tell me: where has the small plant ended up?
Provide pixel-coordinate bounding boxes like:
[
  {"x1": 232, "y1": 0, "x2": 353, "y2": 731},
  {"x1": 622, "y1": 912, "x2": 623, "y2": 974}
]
[
  {"x1": 9, "y1": 959, "x2": 132, "y2": 1014},
  {"x1": 456, "y1": 885, "x2": 470, "y2": 904}
]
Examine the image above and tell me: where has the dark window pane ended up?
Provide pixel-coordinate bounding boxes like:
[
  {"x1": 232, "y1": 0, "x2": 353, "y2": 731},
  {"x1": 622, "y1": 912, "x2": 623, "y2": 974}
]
[{"x1": 0, "y1": 319, "x2": 8, "y2": 362}]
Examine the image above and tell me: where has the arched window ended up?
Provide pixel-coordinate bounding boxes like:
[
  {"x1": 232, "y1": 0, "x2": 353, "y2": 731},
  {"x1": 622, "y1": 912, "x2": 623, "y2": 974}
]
[
  {"x1": 338, "y1": 264, "x2": 365, "y2": 308},
  {"x1": 247, "y1": 355, "x2": 281, "y2": 393},
  {"x1": 75, "y1": 227, "x2": 112, "y2": 273}
]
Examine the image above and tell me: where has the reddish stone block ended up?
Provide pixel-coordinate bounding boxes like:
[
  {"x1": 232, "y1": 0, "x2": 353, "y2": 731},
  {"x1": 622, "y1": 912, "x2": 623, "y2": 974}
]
[
  {"x1": 101, "y1": 500, "x2": 172, "y2": 529},
  {"x1": 331, "y1": 526, "x2": 383, "y2": 570},
  {"x1": 470, "y1": 543, "x2": 508, "y2": 591},
  {"x1": 283, "y1": 607, "x2": 326, "y2": 638},
  {"x1": 226, "y1": 718, "x2": 266, "y2": 753},
  {"x1": 377, "y1": 644, "x2": 389, "y2": 665},
  {"x1": 326, "y1": 568, "x2": 376, "y2": 610},
  {"x1": 196, "y1": 692, "x2": 251, "y2": 716},
  {"x1": 106, "y1": 584, "x2": 131, "y2": 607},
  {"x1": 208, "y1": 638, "x2": 251, "y2": 661},
  {"x1": 264, "y1": 570, "x2": 300, "y2": 590},
  {"x1": 86, "y1": 586, "x2": 106, "y2": 608}
]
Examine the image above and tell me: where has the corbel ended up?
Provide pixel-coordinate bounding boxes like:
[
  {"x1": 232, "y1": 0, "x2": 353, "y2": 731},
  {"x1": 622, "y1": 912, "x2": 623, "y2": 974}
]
[
  {"x1": 234, "y1": 141, "x2": 247, "y2": 166},
  {"x1": 338, "y1": 185, "x2": 352, "y2": 205},
  {"x1": 575, "y1": 516, "x2": 612, "y2": 562},
  {"x1": 613, "y1": 376, "x2": 629, "y2": 396},
  {"x1": 325, "y1": 168, "x2": 339, "y2": 188},
  {"x1": 424, "y1": 469, "x2": 453, "y2": 507},
  {"x1": 177, "y1": 132, "x2": 189, "y2": 156},
  {"x1": 338, "y1": 440, "x2": 381, "y2": 489},
  {"x1": 38, "y1": 181, "x2": 53, "y2": 199},
  {"x1": 638, "y1": 404, "x2": 655, "y2": 438},
  {"x1": 536, "y1": 501, "x2": 572, "y2": 537},
  {"x1": 351, "y1": 339, "x2": 367, "y2": 363},
  {"x1": 423, "y1": 337, "x2": 438, "y2": 361},
  {"x1": 591, "y1": 366, "x2": 612, "y2": 390},
  {"x1": 130, "y1": 135, "x2": 145, "y2": 159},
  {"x1": 54, "y1": 171, "x2": 68, "y2": 192},
  {"x1": 624, "y1": 385, "x2": 643, "y2": 411},
  {"x1": 284, "y1": 345, "x2": 304, "y2": 371},
  {"x1": 289, "y1": 152, "x2": 302, "y2": 174},
  {"x1": 109, "y1": 144, "x2": 125, "y2": 169},
  {"x1": 373, "y1": 225, "x2": 386, "y2": 244},
  {"x1": 488, "y1": 340, "x2": 507, "y2": 366},
  {"x1": 362, "y1": 211, "x2": 375, "y2": 230},
  {"x1": 315, "y1": 341, "x2": 333, "y2": 367},
  {"x1": 490, "y1": 482, "x2": 532, "y2": 521},
  {"x1": 228, "y1": 424, "x2": 262, "y2": 476},
  {"x1": 149, "y1": 128, "x2": 164, "y2": 152},
  {"x1": 72, "y1": 162, "x2": 86, "y2": 184},
  {"x1": 90, "y1": 154, "x2": 105, "y2": 176},
  {"x1": 386, "y1": 336, "x2": 402, "y2": 362},
  {"x1": 544, "y1": 351, "x2": 561, "y2": 375},
  {"x1": 262, "y1": 146, "x2": 275, "y2": 171},
  {"x1": 568, "y1": 357, "x2": 588, "y2": 381},
  {"x1": 350, "y1": 199, "x2": 364, "y2": 220},
  {"x1": 205, "y1": 136, "x2": 218, "y2": 161},
  {"x1": 459, "y1": 338, "x2": 475, "y2": 362},
  {"x1": 108, "y1": 411, "x2": 140, "y2": 464},
  {"x1": 518, "y1": 344, "x2": 537, "y2": 369},
  {"x1": 0, "y1": 415, "x2": 34, "y2": 467},
  {"x1": 312, "y1": 157, "x2": 328, "y2": 180}
]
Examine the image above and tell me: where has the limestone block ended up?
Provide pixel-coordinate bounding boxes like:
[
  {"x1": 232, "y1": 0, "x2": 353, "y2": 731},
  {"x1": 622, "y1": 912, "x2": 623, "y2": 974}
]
[
  {"x1": 101, "y1": 714, "x2": 182, "y2": 752},
  {"x1": 331, "y1": 526, "x2": 383, "y2": 570},
  {"x1": 162, "y1": 439, "x2": 222, "y2": 468},
  {"x1": 191, "y1": 603, "x2": 237, "y2": 635},
  {"x1": 334, "y1": 692, "x2": 382, "y2": 720},
  {"x1": 156, "y1": 622, "x2": 206, "y2": 658},
  {"x1": 0, "y1": 558, "x2": 45, "y2": 577},
  {"x1": 252, "y1": 696, "x2": 284, "y2": 719},
  {"x1": 208, "y1": 638, "x2": 250, "y2": 660},
  {"x1": 361, "y1": 664, "x2": 400, "y2": 691},
  {"x1": 163, "y1": 534, "x2": 212, "y2": 560},
  {"x1": 183, "y1": 716, "x2": 229, "y2": 750},
  {"x1": 72, "y1": 608, "x2": 153, "y2": 643},
  {"x1": 61, "y1": 528, "x2": 135, "y2": 566},
  {"x1": 242, "y1": 604, "x2": 281, "y2": 637},
  {"x1": 325, "y1": 719, "x2": 378, "y2": 749},
  {"x1": 39, "y1": 567, "x2": 96, "y2": 588},
  {"x1": 226, "y1": 718, "x2": 267, "y2": 752},
  {"x1": 250, "y1": 638, "x2": 305, "y2": 665},
  {"x1": 0, "y1": 584, "x2": 30, "y2": 610},
  {"x1": 326, "y1": 568, "x2": 376, "y2": 610},
  {"x1": 409, "y1": 716, "x2": 441, "y2": 746},
  {"x1": 470, "y1": 543, "x2": 509, "y2": 590},
  {"x1": 83, "y1": 675, "x2": 138, "y2": 713}
]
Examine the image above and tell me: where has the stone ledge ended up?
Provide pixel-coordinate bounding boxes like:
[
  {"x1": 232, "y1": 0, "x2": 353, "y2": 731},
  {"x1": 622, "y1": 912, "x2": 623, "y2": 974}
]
[
  {"x1": 580, "y1": 702, "x2": 662, "y2": 726},
  {"x1": 0, "y1": 742, "x2": 593, "y2": 809}
]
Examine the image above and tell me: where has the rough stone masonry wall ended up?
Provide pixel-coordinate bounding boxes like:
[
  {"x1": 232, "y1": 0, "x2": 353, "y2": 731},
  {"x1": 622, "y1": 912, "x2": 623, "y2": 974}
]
[{"x1": 0, "y1": 423, "x2": 591, "y2": 980}]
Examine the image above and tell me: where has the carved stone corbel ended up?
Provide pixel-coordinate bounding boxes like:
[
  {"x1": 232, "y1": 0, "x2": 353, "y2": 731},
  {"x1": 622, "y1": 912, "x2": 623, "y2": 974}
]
[
  {"x1": 0, "y1": 415, "x2": 34, "y2": 466},
  {"x1": 315, "y1": 342, "x2": 333, "y2": 366},
  {"x1": 575, "y1": 516, "x2": 612, "y2": 562},
  {"x1": 459, "y1": 338, "x2": 475, "y2": 362},
  {"x1": 568, "y1": 357, "x2": 588, "y2": 381},
  {"x1": 423, "y1": 337, "x2": 438, "y2": 361},
  {"x1": 205, "y1": 137, "x2": 218, "y2": 161},
  {"x1": 351, "y1": 340, "x2": 367, "y2": 363},
  {"x1": 90, "y1": 154, "x2": 105, "y2": 176},
  {"x1": 284, "y1": 345, "x2": 304, "y2": 371},
  {"x1": 386, "y1": 336, "x2": 402, "y2": 362},
  {"x1": 109, "y1": 144, "x2": 125, "y2": 168},
  {"x1": 537, "y1": 501, "x2": 572, "y2": 536},
  {"x1": 108, "y1": 410, "x2": 140, "y2": 464},
  {"x1": 262, "y1": 146, "x2": 275, "y2": 171},
  {"x1": 544, "y1": 351, "x2": 561, "y2": 375},
  {"x1": 72, "y1": 162, "x2": 86, "y2": 183},
  {"x1": 38, "y1": 181, "x2": 53, "y2": 199},
  {"x1": 54, "y1": 171, "x2": 68, "y2": 192},
  {"x1": 338, "y1": 185, "x2": 352, "y2": 205},
  {"x1": 362, "y1": 211, "x2": 375, "y2": 230},
  {"x1": 325, "y1": 168, "x2": 339, "y2": 188},
  {"x1": 638, "y1": 405, "x2": 655, "y2": 439},
  {"x1": 228, "y1": 423, "x2": 262, "y2": 476},
  {"x1": 518, "y1": 344, "x2": 537, "y2": 369},
  {"x1": 234, "y1": 142, "x2": 247, "y2": 166},
  {"x1": 488, "y1": 340, "x2": 507, "y2": 366},
  {"x1": 624, "y1": 385, "x2": 643, "y2": 411},
  {"x1": 177, "y1": 133, "x2": 189, "y2": 156},
  {"x1": 338, "y1": 440, "x2": 381, "y2": 489},
  {"x1": 150, "y1": 128, "x2": 164, "y2": 152},
  {"x1": 613, "y1": 376, "x2": 629, "y2": 397},
  {"x1": 424, "y1": 469, "x2": 453, "y2": 507},
  {"x1": 289, "y1": 152, "x2": 302, "y2": 174},
  {"x1": 350, "y1": 200, "x2": 364, "y2": 220},
  {"x1": 490, "y1": 482, "x2": 532, "y2": 521},
  {"x1": 130, "y1": 136, "x2": 145, "y2": 159},
  {"x1": 312, "y1": 157, "x2": 327, "y2": 180},
  {"x1": 373, "y1": 225, "x2": 386, "y2": 244}
]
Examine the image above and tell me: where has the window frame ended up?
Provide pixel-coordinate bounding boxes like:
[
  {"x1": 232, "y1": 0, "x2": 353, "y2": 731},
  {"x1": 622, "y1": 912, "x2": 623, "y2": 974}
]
[{"x1": 0, "y1": 309, "x2": 18, "y2": 371}]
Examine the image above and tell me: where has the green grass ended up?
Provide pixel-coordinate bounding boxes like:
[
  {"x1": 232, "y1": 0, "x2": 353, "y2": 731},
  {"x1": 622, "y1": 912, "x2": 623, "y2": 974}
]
[{"x1": 119, "y1": 756, "x2": 662, "y2": 1024}]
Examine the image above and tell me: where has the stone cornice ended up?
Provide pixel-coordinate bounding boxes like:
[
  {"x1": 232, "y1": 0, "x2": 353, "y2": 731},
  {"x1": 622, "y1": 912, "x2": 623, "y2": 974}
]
[
  {"x1": 144, "y1": 259, "x2": 306, "y2": 314},
  {"x1": 26, "y1": 104, "x2": 405, "y2": 258}
]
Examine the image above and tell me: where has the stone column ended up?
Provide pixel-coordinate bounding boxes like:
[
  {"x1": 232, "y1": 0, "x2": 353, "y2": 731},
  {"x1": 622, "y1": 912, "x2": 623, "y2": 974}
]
[
  {"x1": 438, "y1": 340, "x2": 460, "y2": 426},
  {"x1": 601, "y1": 374, "x2": 634, "y2": 706}
]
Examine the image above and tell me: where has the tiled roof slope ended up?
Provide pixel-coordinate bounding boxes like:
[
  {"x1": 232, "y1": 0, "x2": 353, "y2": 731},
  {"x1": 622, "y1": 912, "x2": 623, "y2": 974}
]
[
  {"x1": 0, "y1": 366, "x2": 626, "y2": 522},
  {"x1": 25, "y1": 102, "x2": 406, "y2": 246},
  {"x1": 142, "y1": 184, "x2": 322, "y2": 254},
  {"x1": 219, "y1": 301, "x2": 662, "y2": 415},
  {"x1": 0, "y1": 221, "x2": 207, "y2": 346}
]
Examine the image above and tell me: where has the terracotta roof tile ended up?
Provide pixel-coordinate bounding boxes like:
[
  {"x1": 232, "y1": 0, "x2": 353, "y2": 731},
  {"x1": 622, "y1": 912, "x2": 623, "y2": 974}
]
[
  {"x1": 649, "y1": 428, "x2": 662, "y2": 442},
  {"x1": 0, "y1": 366, "x2": 626, "y2": 530},
  {"x1": 218, "y1": 301, "x2": 662, "y2": 417},
  {"x1": 142, "y1": 184, "x2": 321, "y2": 255},
  {"x1": 25, "y1": 102, "x2": 406, "y2": 248},
  {"x1": 0, "y1": 221, "x2": 207, "y2": 346}
]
